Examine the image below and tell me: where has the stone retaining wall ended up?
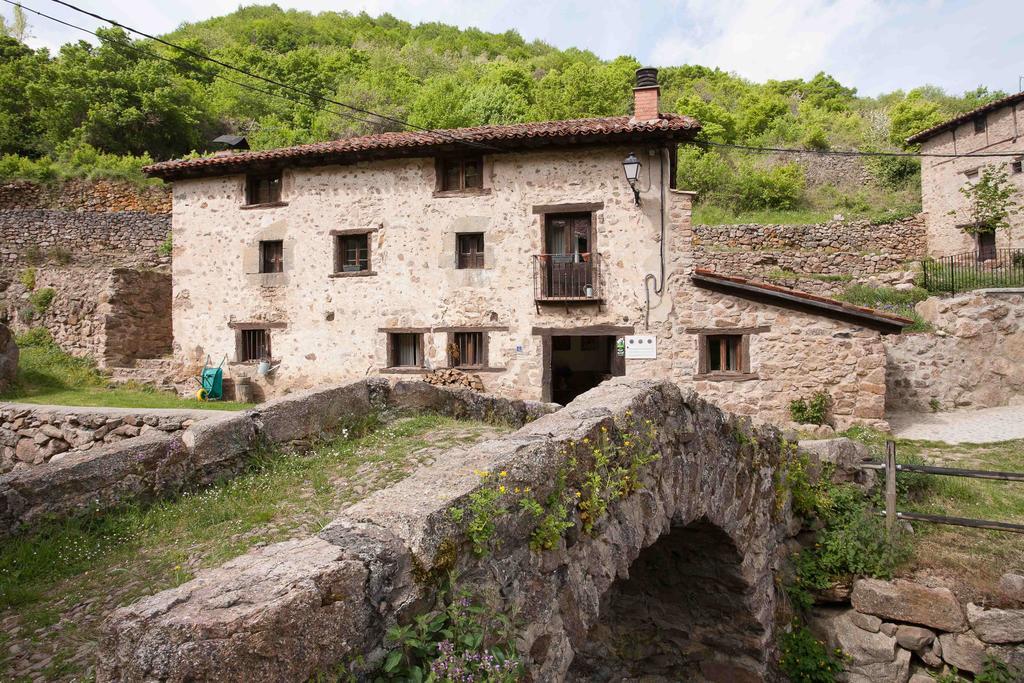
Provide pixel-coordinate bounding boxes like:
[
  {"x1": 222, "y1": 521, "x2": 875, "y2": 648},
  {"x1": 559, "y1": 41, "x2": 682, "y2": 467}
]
[
  {"x1": 0, "y1": 209, "x2": 170, "y2": 269},
  {"x1": 0, "y1": 404, "x2": 200, "y2": 474},
  {"x1": 95, "y1": 378, "x2": 792, "y2": 682},
  {"x1": 0, "y1": 179, "x2": 170, "y2": 214},
  {"x1": 885, "y1": 291, "x2": 1024, "y2": 411},
  {"x1": 0, "y1": 380, "x2": 556, "y2": 537}
]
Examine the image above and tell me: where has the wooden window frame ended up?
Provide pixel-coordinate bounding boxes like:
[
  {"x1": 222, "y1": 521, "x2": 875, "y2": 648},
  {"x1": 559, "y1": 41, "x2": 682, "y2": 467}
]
[
  {"x1": 456, "y1": 232, "x2": 485, "y2": 269},
  {"x1": 386, "y1": 332, "x2": 425, "y2": 371},
  {"x1": 688, "y1": 326, "x2": 767, "y2": 382},
  {"x1": 259, "y1": 239, "x2": 284, "y2": 274},
  {"x1": 329, "y1": 228, "x2": 378, "y2": 278},
  {"x1": 974, "y1": 117, "x2": 987, "y2": 134},
  {"x1": 230, "y1": 321, "x2": 286, "y2": 363},
  {"x1": 447, "y1": 330, "x2": 487, "y2": 369},
  {"x1": 433, "y1": 156, "x2": 490, "y2": 197},
  {"x1": 244, "y1": 172, "x2": 284, "y2": 207}
]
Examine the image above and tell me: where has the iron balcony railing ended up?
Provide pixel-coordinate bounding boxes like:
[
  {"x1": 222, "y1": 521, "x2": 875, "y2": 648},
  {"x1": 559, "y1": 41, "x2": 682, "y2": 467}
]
[
  {"x1": 922, "y1": 247, "x2": 1024, "y2": 294},
  {"x1": 532, "y1": 253, "x2": 602, "y2": 302}
]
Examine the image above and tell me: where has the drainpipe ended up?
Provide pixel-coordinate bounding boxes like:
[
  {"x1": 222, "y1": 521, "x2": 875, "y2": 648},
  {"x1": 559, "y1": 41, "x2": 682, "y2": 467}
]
[{"x1": 643, "y1": 146, "x2": 670, "y2": 329}]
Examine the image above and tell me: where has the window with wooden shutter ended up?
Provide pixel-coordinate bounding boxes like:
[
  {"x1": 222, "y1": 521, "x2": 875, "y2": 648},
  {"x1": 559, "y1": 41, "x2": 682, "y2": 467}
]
[
  {"x1": 439, "y1": 156, "x2": 485, "y2": 192},
  {"x1": 240, "y1": 329, "x2": 270, "y2": 361},
  {"x1": 246, "y1": 172, "x2": 282, "y2": 205},
  {"x1": 457, "y1": 233, "x2": 485, "y2": 269},
  {"x1": 260, "y1": 240, "x2": 284, "y2": 273},
  {"x1": 336, "y1": 234, "x2": 370, "y2": 272},
  {"x1": 450, "y1": 331, "x2": 484, "y2": 368},
  {"x1": 706, "y1": 335, "x2": 742, "y2": 372}
]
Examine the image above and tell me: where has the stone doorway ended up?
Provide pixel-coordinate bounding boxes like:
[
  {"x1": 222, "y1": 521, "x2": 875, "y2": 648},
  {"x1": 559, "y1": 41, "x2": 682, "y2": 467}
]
[
  {"x1": 566, "y1": 518, "x2": 766, "y2": 682},
  {"x1": 547, "y1": 334, "x2": 623, "y2": 405}
]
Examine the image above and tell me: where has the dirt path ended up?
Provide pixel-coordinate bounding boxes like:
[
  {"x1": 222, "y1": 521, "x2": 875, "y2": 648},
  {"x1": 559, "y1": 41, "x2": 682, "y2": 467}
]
[{"x1": 889, "y1": 404, "x2": 1024, "y2": 444}]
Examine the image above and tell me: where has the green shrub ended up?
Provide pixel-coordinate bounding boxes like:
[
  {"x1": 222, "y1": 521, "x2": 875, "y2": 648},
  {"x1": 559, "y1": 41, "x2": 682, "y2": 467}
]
[
  {"x1": 157, "y1": 232, "x2": 173, "y2": 257},
  {"x1": 867, "y1": 155, "x2": 921, "y2": 190},
  {"x1": 837, "y1": 284, "x2": 931, "y2": 332},
  {"x1": 14, "y1": 327, "x2": 54, "y2": 348},
  {"x1": 778, "y1": 624, "x2": 845, "y2": 682},
  {"x1": 735, "y1": 162, "x2": 805, "y2": 211},
  {"x1": 677, "y1": 146, "x2": 733, "y2": 202},
  {"x1": 976, "y1": 656, "x2": 1022, "y2": 683},
  {"x1": 48, "y1": 247, "x2": 73, "y2": 265},
  {"x1": 29, "y1": 287, "x2": 55, "y2": 314},
  {"x1": 18, "y1": 266, "x2": 36, "y2": 290},
  {"x1": 790, "y1": 392, "x2": 830, "y2": 425}
]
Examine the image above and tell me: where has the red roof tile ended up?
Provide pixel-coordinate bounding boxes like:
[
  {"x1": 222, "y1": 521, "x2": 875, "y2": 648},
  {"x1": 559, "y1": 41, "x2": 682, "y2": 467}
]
[
  {"x1": 692, "y1": 268, "x2": 913, "y2": 332},
  {"x1": 906, "y1": 91, "x2": 1024, "y2": 145},
  {"x1": 144, "y1": 113, "x2": 700, "y2": 180}
]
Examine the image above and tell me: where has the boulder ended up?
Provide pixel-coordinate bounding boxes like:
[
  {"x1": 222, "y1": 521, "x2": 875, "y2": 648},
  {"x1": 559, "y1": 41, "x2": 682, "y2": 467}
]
[
  {"x1": 966, "y1": 603, "x2": 1024, "y2": 644},
  {"x1": 0, "y1": 323, "x2": 17, "y2": 393},
  {"x1": 797, "y1": 438, "x2": 876, "y2": 490},
  {"x1": 851, "y1": 579, "x2": 967, "y2": 632},
  {"x1": 851, "y1": 611, "x2": 882, "y2": 633},
  {"x1": 1000, "y1": 573, "x2": 1024, "y2": 602},
  {"x1": 894, "y1": 625, "x2": 935, "y2": 651},
  {"x1": 938, "y1": 632, "x2": 985, "y2": 674},
  {"x1": 809, "y1": 608, "x2": 904, "y2": 681}
]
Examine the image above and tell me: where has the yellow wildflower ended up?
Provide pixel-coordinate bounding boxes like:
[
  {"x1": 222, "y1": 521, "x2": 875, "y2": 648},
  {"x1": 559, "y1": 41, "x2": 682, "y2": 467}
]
[
  {"x1": 514, "y1": 487, "x2": 521, "y2": 494},
  {"x1": 524, "y1": 487, "x2": 531, "y2": 493},
  {"x1": 499, "y1": 485, "x2": 507, "y2": 494},
  {"x1": 499, "y1": 470, "x2": 508, "y2": 478}
]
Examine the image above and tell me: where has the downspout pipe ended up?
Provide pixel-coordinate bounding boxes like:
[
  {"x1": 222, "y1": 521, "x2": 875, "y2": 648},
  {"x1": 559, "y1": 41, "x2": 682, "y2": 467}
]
[{"x1": 644, "y1": 146, "x2": 670, "y2": 329}]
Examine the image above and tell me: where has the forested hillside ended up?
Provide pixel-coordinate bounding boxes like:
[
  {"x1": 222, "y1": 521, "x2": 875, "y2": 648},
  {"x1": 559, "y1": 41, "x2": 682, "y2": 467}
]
[{"x1": 0, "y1": 4, "x2": 1008, "y2": 222}]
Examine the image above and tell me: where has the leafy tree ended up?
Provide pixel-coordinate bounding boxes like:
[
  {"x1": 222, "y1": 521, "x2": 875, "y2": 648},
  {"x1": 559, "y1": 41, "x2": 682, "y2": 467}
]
[
  {"x1": 888, "y1": 89, "x2": 947, "y2": 147},
  {"x1": 955, "y1": 164, "x2": 1021, "y2": 239}
]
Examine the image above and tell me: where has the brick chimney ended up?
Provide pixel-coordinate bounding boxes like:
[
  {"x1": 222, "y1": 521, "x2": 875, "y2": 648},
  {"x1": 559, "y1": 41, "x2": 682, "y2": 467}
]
[{"x1": 633, "y1": 67, "x2": 660, "y2": 122}]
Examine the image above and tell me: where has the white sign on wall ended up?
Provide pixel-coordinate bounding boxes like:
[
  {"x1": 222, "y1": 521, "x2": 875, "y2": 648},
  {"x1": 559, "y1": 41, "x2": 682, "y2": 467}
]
[{"x1": 624, "y1": 335, "x2": 657, "y2": 359}]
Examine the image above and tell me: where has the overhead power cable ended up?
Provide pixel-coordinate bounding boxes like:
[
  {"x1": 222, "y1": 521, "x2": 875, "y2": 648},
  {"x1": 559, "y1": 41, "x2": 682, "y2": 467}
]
[
  {"x1": 39, "y1": 0, "x2": 503, "y2": 153},
  {"x1": 5, "y1": 0, "x2": 388, "y2": 132},
  {"x1": 701, "y1": 140, "x2": 1024, "y2": 159}
]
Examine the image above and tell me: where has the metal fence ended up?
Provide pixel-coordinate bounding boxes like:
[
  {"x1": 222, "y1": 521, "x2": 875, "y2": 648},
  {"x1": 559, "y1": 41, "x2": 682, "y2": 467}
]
[
  {"x1": 532, "y1": 253, "x2": 602, "y2": 301},
  {"x1": 873, "y1": 441, "x2": 1024, "y2": 536},
  {"x1": 922, "y1": 247, "x2": 1024, "y2": 294}
]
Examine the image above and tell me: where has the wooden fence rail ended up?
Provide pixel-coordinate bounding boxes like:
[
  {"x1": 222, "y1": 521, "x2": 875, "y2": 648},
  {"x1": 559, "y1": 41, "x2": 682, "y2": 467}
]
[{"x1": 878, "y1": 440, "x2": 1024, "y2": 536}]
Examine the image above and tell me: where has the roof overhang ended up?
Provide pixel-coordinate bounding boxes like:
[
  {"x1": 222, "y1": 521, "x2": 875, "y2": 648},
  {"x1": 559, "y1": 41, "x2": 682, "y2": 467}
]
[{"x1": 691, "y1": 270, "x2": 912, "y2": 334}]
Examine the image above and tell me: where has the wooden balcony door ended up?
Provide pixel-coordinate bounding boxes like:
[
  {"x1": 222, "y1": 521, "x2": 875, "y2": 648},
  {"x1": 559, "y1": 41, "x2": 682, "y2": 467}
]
[{"x1": 544, "y1": 213, "x2": 592, "y2": 298}]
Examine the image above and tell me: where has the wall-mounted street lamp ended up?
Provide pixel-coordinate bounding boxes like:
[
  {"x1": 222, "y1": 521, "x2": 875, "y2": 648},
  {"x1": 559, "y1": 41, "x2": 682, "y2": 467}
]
[{"x1": 622, "y1": 152, "x2": 642, "y2": 205}]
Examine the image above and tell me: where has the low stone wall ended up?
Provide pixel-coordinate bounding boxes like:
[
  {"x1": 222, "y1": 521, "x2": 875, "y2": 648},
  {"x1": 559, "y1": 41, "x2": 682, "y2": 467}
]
[
  {"x1": 0, "y1": 179, "x2": 170, "y2": 214},
  {"x1": 0, "y1": 209, "x2": 170, "y2": 269},
  {"x1": 810, "y1": 579, "x2": 1024, "y2": 678},
  {"x1": 886, "y1": 291, "x2": 1024, "y2": 412},
  {"x1": 103, "y1": 269, "x2": 173, "y2": 365},
  {"x1": 95, "y1": 378, "x2": 792, "y2": 682},
  {"x1": 0, "y1": 380, "x2": 556, "y2": 537},
  {"x1": 694, "y1": 215, "x2": 926, "y2": 256},
  {"x1": 0, "y1": 404, "x2": 204, "y2": 474}
]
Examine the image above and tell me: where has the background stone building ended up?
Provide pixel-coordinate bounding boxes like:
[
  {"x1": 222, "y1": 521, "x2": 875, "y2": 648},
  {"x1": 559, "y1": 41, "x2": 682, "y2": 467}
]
[
  {"x1": 910, "y1": 92, "x2": 1024, "y2": 256},
  {"x1": 148, "y1": 71, "x2": 909, "y2": 429}
]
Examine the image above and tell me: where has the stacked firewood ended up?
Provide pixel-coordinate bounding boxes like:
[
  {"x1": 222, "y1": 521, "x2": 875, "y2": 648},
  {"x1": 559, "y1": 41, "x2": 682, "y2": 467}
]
[{"x1": 424, "y1": 368, "x2": 485, "y2": 393}]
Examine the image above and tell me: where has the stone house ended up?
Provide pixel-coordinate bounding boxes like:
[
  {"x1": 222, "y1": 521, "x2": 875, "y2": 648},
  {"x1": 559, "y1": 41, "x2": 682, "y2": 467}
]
[
  {"x1": 146, "y1": 69, "x2": 910, "y2": 429},
  {"x1": 909, "y1": 92, "x2": 1024, "y2": 256}
]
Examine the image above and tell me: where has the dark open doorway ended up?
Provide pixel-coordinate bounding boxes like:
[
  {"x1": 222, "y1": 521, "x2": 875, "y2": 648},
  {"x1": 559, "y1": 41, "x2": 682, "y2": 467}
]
[{"x1": 548, "y1": 334, "x2": 622, "y2": 405}]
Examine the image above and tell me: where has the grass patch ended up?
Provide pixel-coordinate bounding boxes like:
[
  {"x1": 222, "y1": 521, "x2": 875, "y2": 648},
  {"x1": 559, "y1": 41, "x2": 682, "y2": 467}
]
[
  {"x1": 694, "y1": 184, "x2": 920, "y2": 226},
  {"x1": 2, "y1": 330, "x2": 248, "y2": 411},
  {"x1": 836, "y1": 284, "x2": 931, "y2": 331},
  {"x1": 841, "y1": 428, "x2": 1024, "y2": 599},
  {"x1": 921, "y1": 257, "x2": 1024, "y2": 294},
  {"x1": 0, "y1": 413, "x2": 505, "y2": 679}
]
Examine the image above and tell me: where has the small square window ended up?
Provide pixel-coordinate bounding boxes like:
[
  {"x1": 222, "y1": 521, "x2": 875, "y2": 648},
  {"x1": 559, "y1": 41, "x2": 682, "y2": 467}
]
[
  {"x1": 450, "y1": 331, "x2": 485, "y2": 368},
  {"x1": 439, "y1": 156, "x2": 484, "y2": 192},
  {"x1": 974, "y1": 117, "x2": 987, "y2": 134},
  {"x1": 389, "y1": 333, "x2": 422, "y2": 367},
  {"x1": 1012, "y1": 160, "x2": 1023, "y2": 175},
  {"x1": 260, "y1": 240, "x2": 283, "y2": 273},
  {"x1": 457, "y1": 233, "x2": 485, "y2": 269},
  {"x1": 336, "y1": 233, "x2": 370, "y2": 272},
  {"x1": 240, "y1": 328, "x2": 270, "y2": 362},
  {"x1": 246, "y1": 172, "x2": 282, "y2": 205},
  {"x1": 706, "y1": 335, "x2": 743, "y2": 373}
]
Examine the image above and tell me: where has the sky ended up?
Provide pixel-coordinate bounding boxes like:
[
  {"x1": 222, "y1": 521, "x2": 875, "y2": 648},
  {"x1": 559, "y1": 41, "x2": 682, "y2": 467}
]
[{"x1": 12, "y1": 0, "x2": 1024, "y2": 97}]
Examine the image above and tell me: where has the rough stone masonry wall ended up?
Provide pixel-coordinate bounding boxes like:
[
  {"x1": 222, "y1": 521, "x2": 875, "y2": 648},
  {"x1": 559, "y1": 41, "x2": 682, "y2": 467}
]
[
  {"x1": 97, "y1": 378, "x2": 792, "y2": 683},
  {"x1": 0, "y1": 379, "x2": 555, "y2": 537},
  {"x1": 0, "y1": 404, "x2": 197, "y2": 474},
  {"x1": 885, "y1": 291, "x2": 1024, "y2": 412},
  {"x1": 693, "y1": 215, "x2": 927, "y2": 296},
  {"x1": 0, "y1": 179, "x2": 170, "y2": 213}
]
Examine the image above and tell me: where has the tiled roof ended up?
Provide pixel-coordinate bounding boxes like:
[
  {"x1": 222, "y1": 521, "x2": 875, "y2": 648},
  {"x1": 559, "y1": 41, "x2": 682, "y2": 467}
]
[
  {"x1": 905, "y1": 91, "x2": 1024, "y2": 145},
  {"x1": 691, "y1": 268, "x2": 913, "y2": 333},
  {"x1": 144, "y1": 113, "x2": 700, "y2": 180}
]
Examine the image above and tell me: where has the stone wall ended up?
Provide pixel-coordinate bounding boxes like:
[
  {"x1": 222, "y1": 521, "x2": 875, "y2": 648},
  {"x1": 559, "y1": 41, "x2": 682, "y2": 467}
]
[
  {"x1": 96, "y1": 379, "x2": 793, "y2": 682},
  {"x1": 885, "y1": 291, "x2": 1024, "y2": 412},
  {"x1": 766, "y1": 150, "x2": 870, "y2": 188},
  {"x1": 0, "y1": 379, "x2": 555, "y2": 536},
  {"x1": 0, "y1": 209, "x2": 170, "y2": 270},
  {"x1": 810, "y1": 579, "x2": 1024, "y2": 678},
  {"x1": 0, "y1": 266, "x2": 172, "y2": 366},
  {"x1": 0, "y1": 179, "x2": 170, "y2": 214},
  {"x1": 0, "y1": 404, "x2": 199, "y2": 473}
]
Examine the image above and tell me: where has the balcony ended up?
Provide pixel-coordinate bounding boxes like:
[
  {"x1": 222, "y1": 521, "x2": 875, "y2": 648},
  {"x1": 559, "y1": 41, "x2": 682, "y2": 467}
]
[{"x1": 533, "y1": 253, "x2": 603, "y2": 308}]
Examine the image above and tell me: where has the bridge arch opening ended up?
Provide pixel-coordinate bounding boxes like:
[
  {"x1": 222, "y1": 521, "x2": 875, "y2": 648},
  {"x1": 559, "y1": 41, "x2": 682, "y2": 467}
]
[{"x1": 567, "y1": 517, "x2": 766, "y2": 682}]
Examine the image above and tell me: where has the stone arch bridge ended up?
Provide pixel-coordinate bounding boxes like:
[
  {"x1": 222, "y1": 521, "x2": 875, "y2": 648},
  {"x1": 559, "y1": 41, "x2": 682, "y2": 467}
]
[{"x1": 100, "y1": 379, "x2": 795, "y2": 682}]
